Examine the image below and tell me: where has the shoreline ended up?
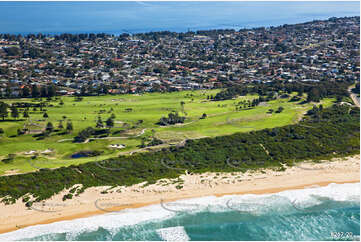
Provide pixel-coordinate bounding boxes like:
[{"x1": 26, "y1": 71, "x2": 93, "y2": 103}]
[
  {"x1": 0, "y1": 155, "x2": 359, "y2": 235},
  {"x1": 0, "y1": 180, "x2": 359, "y2": 235}
]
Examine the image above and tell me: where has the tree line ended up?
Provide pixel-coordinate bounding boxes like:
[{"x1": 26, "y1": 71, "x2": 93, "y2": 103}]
[
  {"x1": 211, "y1": 80, "x2": 351, "y2": 103},
  {"x1": 1, "y1": 84, "x2": 57, "y2": 99}
]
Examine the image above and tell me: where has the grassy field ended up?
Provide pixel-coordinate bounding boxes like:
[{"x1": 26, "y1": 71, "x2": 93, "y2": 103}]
[{"x1": 0, "y1": 89, "x2": 335, "y2": 175}]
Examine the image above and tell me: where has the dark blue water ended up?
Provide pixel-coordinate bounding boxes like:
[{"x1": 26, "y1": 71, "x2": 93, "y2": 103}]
[
  {"x1": 0, "y1": 1, "x2": 359, "y2": 35},
  {"x1": 71, "y1": 154, "x2": 88, "y2": 159}
]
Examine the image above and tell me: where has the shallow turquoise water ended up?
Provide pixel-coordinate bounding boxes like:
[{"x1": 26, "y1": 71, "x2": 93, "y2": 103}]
[
  {"x1": 1, "y1": 183, "x2": 359, "y2": 241},
  {"x1": 25, "y1": 201, "x2": 360, "y2": 241}
]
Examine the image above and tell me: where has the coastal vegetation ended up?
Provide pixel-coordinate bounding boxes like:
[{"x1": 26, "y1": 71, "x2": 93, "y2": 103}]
[{"x1": 0, "y1": 103, "x2": 359, "y2": 205}]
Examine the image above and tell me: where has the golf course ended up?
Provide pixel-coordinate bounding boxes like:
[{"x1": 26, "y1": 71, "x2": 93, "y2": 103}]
[{"x1": 0, "y1": 89, "x2": 335, "y2": 175}]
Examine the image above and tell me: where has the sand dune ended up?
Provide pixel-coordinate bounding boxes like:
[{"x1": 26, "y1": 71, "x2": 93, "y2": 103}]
[{"x1": 0, "y1": 155, "x2": 359, "y2": 234}]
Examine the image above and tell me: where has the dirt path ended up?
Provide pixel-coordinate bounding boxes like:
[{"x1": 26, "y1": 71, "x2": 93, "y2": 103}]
[
  {"x1": 83, "y1": 128, "x2": 146, "y2": 143},
  {"x1": 348, "y1": 85, "x2": 360, "y2": 108},
  {"x1": 259, "y1": 143, "x2": 270, "y2": 156},
  {"x1": 58, "y1": 129, "x2": 147, "y2": 143},
  {"x1": 57, "y1": 138, "x2": 73, "y2": 143}
]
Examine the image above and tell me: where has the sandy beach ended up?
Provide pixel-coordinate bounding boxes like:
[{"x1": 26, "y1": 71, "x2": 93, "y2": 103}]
[{"x1": 0, "y1": 155, "x2": 359, "y2": 235}]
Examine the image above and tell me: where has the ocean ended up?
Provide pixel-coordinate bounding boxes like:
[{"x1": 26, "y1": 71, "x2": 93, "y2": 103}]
[
  {"x1": 0, "y1": 1, "x2": 359, "y2": 35},
  {"x1": 0, "y1": 183, "x2": 359, "y2": 241},
  {"x1": 0, "y1": 2, "x2": 359, "y2": 241}
]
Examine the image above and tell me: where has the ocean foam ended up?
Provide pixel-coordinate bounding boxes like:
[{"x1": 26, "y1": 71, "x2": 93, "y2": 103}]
[
  {"x1": 0, "y1": 182, "x2": 359, "y2": 240},
  {"x1": 156, "y1": 226, "x2": 190, "y2": 241},
  {"x1": 0, "y1": 204, "x2": 175, "y2": 241}
]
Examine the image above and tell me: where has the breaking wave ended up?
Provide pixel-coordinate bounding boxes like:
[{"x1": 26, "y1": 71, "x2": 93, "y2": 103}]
[{"x1": 0, "y1": 183, "x2": 359, "y2": 241}]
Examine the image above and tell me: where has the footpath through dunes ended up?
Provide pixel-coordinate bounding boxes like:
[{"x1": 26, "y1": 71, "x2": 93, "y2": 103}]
[{"x1": 0, "y1": 155, "x2": 359, "y2": 235}]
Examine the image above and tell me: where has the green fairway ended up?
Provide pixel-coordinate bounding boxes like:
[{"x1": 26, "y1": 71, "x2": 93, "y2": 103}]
[{"x1": 0, "y1": 90, "x2": 335, "y2": 175}]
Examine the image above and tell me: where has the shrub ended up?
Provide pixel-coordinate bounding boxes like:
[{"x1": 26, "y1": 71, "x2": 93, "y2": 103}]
[{"x1": 157, "y1": 112, "x2": 185, "y2": 126}]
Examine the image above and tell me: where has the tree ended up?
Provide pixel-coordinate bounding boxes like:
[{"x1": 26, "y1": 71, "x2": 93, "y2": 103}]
[
  {"x1": 307, "y1": 88, "x2": 320, "y2": 103},
  {"x1": 28, "y1": 47, "x2": 42, "y2": 58},
  {"x1": 47, "y1": 85, "x2": 56, "y2": 97},
  {"x1": 96, "y1": 116, "x2": 104, "y2": 128},
  {"x1": 352, "y1": 83, "x2": 360, "y2": 94},
  {"x1": 296, "y1": 86, "x2": 304, "y2": 97},
  {"x1": 157, "y1": 112, "x2": 186, "y2": 126},
  {"x1": 39, "y1": 102, "x2": 45, "y2": 111},
  {"x1": 40, "y1": 86, "x2": 47, "y2": 97},
  {"x1": 4, "y1": 47, "x2": 21, "y2": 56},
  {"x1": 46, "y1": 122, "x2": 54, "y2": 133},
  {"x1": 307, "y1": 105, "x2": 320, "y2": 116},
  {"x1": 80, "y1": 86, "x2": 87, "y2": 96},
  {"x1": 66, "y1": 121, "x2": 73, "y2": 133},
  {"x1": 5, "y1": 86, "x2": 11, "y2": 98},
  {"x1": 31, "y1": 85, "x2": 40, "y2": 98},
  {"x1": 74, "y1": 127, "x2": 94, "y2": 143},
  {"x1": 200, "y1": 113, "x2": 207, "y2": 119},
  {"x1": 180, "y1": 101, "x2": 185, "y2": 113},
  {"x1": 105, "y1": 117, "x2": 114, "y2": 128},
  {"x1": 10, "y1": 106, "x2": 19, "y2": 120},
  {"x1": 252, "y1": 99, "x2": 260, "y2": 107},
  {"x1": 22, "y1": 86, "x2": 30, "y2": 97},
  {"x1": 0, "y1": 102, "x2": 8, "y2": 120},
  {"x1": 139, "y1": 137, "x2": 146, "y2": 148},
  {"x1": 58, "y1": 120, "x2": 64, "y2": 129},
  {"x1": 319, "y1": 104, "x2": 323, "y2": 111},
  {"x1": 275, "y1": 106, "x2": 284, "y2": 113},
  {"x1": 43, "y1": 112, "x2": 49, "y2": 118},
  {"x1": 17, "y1": 128, "x2": 24, "y2": 136},
  {"x1": 23, "y1": 110, "x2": 29, "y2": 119},
  {"x1": 151, "y1": 129, "x2": 156, "y2": 138}
]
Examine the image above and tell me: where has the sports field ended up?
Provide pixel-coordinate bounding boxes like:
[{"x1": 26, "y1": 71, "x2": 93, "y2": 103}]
[{"x1": 0, "y1": 89, "x2": 335, "y2": 175}]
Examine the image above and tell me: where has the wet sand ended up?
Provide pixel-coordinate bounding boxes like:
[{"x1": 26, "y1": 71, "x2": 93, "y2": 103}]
[{"x1": 0, "y1": 155, "x2": 359, "y2": 235}]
